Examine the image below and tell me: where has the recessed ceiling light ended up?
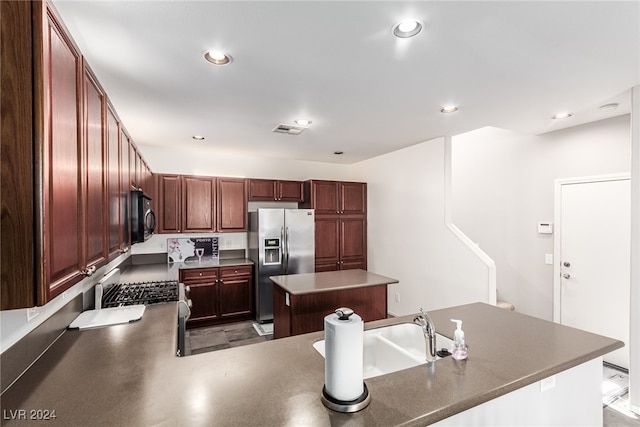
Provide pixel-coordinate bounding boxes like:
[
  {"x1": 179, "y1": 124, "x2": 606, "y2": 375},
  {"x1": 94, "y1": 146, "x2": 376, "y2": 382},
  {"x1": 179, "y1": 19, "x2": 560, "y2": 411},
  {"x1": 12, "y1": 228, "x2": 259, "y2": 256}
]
[
  {"x1": 192, "y1": 135, "x2": 205, "y2": 140},
  {"x1": 440, "y1": 105, "x2": 459, "y2": 113},
  {"x1": 392, "y1": 19, "x2": 423, "y2": 38},
  {"x1": 294, "y1": 119, "x2": 312, "y2": 126},
  {"x1": 599, "y1": 103, "x2": 619, "y2": 111},
  {"x1": 552, "y1": 112, "x2": 573, "y2": 119},
  {"x1": 204, "y1": 50, "x2": 232, "y2": 66}
]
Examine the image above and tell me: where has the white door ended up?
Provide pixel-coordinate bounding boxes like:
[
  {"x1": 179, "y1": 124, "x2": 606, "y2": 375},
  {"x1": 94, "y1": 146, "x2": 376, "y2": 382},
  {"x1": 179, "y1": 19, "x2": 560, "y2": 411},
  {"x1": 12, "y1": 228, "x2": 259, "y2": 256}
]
[{"x1": 558, "y1": 177, "x2": 630, "y2": 369}]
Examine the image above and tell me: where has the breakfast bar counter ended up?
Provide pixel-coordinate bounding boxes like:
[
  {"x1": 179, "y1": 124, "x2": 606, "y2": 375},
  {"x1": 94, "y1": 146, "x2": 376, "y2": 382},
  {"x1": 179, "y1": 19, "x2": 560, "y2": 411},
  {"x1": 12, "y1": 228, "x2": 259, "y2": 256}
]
[
  {"x1": 0, "y1": 303, "x2": 622, "y2": 426},
  {"x1": 270, "y1": 270, "x2": 399, "y2": 338},
  {"x1": 269, "y1": 269, "x2": 399, "y2": 295}
]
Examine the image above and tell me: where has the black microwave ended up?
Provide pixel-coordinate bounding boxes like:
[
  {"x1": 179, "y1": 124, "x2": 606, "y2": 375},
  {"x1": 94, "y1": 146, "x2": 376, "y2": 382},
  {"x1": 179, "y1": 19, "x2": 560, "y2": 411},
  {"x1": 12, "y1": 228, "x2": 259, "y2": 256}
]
[{"x1": 131, "y1": 190, "x2": 156, "y2": 243}]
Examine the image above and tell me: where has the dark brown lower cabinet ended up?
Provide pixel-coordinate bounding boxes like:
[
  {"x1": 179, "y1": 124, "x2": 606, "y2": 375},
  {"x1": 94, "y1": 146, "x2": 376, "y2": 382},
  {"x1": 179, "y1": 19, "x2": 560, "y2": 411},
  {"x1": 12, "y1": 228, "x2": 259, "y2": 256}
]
[
  {"x1": 272, "y1": 284, "x2": 387, "y2": 339},
  {"x1": 219, "y1": 266, "x2": 252, "y2": 319},
  {"x1": 181, "y1": 265, "x2": 253, "y2": 329}
]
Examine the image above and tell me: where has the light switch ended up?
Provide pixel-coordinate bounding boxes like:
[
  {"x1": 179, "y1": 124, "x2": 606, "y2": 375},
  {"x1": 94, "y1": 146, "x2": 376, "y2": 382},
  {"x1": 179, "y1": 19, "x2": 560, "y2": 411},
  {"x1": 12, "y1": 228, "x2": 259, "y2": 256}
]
[
  {"x1": 537, "y1": 222, "x2": 553, "y2": 234},
  {"x1": 545, "y1": 254, "x2": 553, "y2": 265}
]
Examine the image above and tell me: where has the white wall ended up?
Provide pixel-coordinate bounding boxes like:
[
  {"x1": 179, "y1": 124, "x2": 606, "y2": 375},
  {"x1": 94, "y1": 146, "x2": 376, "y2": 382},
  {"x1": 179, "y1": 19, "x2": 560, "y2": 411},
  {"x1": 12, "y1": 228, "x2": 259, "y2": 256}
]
[
  {"x1": 138, "y1": 144, "x2": 353, "y2": 181},
  {"x1": 630, "y1": 86, "x2": 640, "y2": 414},
  {"x1": 0, "y1": 252, "x2": 129, "y2": 353},
  {"x1": 451, "y1": 115, "x2": 631, "y2": 320},
  {"x1": 351, "y1": 137, "x2": 492, "y2": 316}
]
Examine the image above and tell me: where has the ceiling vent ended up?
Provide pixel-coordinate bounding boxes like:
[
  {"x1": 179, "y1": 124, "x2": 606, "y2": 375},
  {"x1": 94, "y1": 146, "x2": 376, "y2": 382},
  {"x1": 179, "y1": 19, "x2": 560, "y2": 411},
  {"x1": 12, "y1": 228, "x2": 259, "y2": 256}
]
[{"x1": 272, "y1": 123, "x2": 307, "y2": 135}]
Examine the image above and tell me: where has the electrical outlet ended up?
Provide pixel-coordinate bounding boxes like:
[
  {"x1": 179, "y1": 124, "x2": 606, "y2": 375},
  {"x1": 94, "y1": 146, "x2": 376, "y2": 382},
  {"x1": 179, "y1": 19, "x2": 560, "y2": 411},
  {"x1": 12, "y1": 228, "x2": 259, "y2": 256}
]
[
  {"x1": 540, "y1": 375, "x2": 556, "y2": 392},
  {"x1": 27, "y1": 307, "x2": 40, "y2": 322},
  {"x1": 394, "y1": 292, "x2": 400, "y2": 303}
]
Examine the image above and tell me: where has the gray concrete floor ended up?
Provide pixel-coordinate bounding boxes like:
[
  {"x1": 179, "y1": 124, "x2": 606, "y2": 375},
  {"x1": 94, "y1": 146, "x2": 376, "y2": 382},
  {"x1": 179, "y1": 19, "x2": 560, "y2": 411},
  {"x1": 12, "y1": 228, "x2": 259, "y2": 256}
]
[
  {"x1": 604, "y1": 394, "x2": 640, "y2": 427},
  {"x1": 185, "y1": 320, "x2": 273, "y2": 355}
]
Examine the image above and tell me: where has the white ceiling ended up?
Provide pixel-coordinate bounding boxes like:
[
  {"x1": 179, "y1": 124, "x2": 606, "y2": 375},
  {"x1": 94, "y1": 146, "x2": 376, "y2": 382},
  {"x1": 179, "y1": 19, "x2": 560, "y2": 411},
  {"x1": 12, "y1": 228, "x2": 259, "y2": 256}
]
[{"x1": 53, "y1": 1, "x2": 640, "y2": 164}]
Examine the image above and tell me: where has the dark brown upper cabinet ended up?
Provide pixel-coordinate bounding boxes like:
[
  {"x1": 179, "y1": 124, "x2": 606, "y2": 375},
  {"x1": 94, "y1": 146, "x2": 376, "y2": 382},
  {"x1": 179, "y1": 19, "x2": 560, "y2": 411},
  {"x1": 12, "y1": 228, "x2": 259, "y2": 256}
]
[
  {"x1": 302, "y1": 180, "x2": 367, "y2": 216},
  {"x1": 248, "y1": 179, "x2": 304, "y2": 202},
  {"x1": 0, "y1": 1, "x2": 151, "y2": 309},
  {"x1": 182, "y1": 175, "x2": 216, "y2": 232},
  {"x1": 156, "y1": 175, "x2": 247, "y2": 234}
]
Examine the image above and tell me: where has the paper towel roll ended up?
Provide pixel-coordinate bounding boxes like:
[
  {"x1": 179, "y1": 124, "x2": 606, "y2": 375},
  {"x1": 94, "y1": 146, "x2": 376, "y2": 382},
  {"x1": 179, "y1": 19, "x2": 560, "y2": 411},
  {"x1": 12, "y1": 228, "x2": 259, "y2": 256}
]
[{"x1": 324, "y1": 310, "x2": 364, "y2": 401}]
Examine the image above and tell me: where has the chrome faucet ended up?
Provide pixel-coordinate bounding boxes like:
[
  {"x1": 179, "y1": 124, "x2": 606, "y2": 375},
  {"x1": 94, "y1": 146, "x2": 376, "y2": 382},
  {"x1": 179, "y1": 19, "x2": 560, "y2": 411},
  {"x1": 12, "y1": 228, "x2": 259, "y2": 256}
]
[{"x1": 414, "y1": 307, "x2": 437, "y2": 363}]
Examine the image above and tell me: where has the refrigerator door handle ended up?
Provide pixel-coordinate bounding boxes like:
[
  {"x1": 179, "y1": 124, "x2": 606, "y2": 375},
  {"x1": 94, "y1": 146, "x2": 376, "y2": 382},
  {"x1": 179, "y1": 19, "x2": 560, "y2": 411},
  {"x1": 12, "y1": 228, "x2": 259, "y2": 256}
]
[
  {"x1": 280, "y1": 227, "x2": 286, "y2": 272},
  {"x1": 285, "y1": 227, "x2": 291, "y2": 274}
]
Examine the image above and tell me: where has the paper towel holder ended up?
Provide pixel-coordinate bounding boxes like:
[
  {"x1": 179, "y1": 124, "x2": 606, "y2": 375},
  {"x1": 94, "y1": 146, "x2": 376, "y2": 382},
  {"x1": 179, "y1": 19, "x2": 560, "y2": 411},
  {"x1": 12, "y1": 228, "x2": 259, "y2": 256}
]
[
  {"x1": 321, "y1": 307, "x2": 371, "y2": 413},
  {"x1": 321, "y1": 383, "x2": 370, "y2": 413}
]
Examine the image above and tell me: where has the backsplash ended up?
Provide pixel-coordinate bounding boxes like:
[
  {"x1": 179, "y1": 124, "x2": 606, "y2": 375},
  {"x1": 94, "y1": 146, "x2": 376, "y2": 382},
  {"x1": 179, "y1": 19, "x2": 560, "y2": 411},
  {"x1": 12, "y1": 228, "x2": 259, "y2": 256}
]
[{"x1": 130, "y1": 232, "x2": 247, "y2": 255}]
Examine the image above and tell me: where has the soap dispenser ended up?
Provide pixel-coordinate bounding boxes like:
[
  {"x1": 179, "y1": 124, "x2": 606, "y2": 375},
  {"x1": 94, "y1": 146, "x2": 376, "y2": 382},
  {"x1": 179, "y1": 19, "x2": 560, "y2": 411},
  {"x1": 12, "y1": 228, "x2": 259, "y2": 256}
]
[{"x1": 450, "y1": 319, "x2": 468, "y2": 360}]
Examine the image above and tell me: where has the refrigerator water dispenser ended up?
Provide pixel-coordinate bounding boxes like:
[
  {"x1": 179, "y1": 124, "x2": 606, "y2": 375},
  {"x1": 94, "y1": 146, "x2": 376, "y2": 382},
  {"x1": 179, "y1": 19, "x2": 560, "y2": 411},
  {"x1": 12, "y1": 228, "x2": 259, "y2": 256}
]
[{"x1": 264, "y1": 238, "x2": 281, "y2": 265}]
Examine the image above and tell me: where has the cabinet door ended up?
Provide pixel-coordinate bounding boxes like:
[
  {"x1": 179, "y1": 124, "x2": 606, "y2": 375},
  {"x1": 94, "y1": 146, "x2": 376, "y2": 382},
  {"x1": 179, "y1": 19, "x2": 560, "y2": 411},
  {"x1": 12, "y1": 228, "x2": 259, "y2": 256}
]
[
  {"x1": 143, "y1": 162, "x2": 153, "y2": 199},
  {"x1": 157, "y1": 174, "x2": 181, "y2": 233},
  {"x1": 217, "y1": 178, "x2": 247, "y2": 232},
  {"x1": 314, "y1": 217, "x2": 340, "y2": 270},
  {"x1": 82, "y1": 65, "x2": 107, "y2": 269},
  {"x1": 340, "y1": 217, "x2": 367, "y2": 267},
  {"x1": 186, "y1": 282, "x2": 219, "y2": 322},
  {"x1": 278, "y1": 180, "x2": 304, "y2": 202},
  {"x1": 181, "y1": 268, "x2": 220, "y2": 325},
  {"x1": 42, "y1": 11, "x2": 84, "y2": 299},
  {"x1": 119, "y1": 130, "x2": 130, "y2": 250},
  {"x1": 340, "y1": 259, "x2": 367, "y2": 271},
  {"x1": 314, "y1": 261, "x2": 340, "y2": 272},
  {"x1": 340, "y1": 182, "x2": 367, "y2": 215},
  {"x1": 219, "y1": 266, "x2": 252, "y2": 318},
  {"x1": 310, "y1": 181, "x2": 339, "y2": 215},
  {"x1": 135, "y1": 150, "x2": 143, "y2": 190},
  {"x1": 1, "y1": 0, "x2": 36, "y2": 309},
  {"x1": 248, "y1": 179, "x2": 276, "y2": 201},
  {"x1": 106, "y1": 104, "x2": 121, "y2": 257},
  {"x1": 182, "y1": 175, "x2": 215, "y2": 232}
]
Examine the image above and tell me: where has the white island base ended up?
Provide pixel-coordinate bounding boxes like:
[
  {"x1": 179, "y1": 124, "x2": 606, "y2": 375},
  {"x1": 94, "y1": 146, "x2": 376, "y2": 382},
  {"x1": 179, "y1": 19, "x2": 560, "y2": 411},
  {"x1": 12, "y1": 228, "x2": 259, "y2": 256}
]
[{"x1": 434, "y1": 357, "x2": 602, "y2": 426}]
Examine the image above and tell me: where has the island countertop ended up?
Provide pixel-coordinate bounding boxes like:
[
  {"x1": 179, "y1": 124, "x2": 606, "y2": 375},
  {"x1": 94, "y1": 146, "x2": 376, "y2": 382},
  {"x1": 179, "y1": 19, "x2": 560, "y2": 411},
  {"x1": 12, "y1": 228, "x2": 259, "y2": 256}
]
[
  {"x1": 269, "y1": 269, "x2": 399, "y2": 295},
  {"x1": 0, "y1": 303, "x2": 622, "y2": 426}
]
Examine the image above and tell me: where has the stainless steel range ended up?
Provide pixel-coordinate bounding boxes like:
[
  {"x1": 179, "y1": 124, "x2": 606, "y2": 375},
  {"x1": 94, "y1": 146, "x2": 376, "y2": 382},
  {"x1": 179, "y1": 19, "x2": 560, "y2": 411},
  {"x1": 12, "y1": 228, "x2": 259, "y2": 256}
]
[
  {"x1": 94, "y1": 269, "x2": 191, "y2": 357},
  {"x1": 101, "y1": 280, "x2": 179, "y2": 307}
]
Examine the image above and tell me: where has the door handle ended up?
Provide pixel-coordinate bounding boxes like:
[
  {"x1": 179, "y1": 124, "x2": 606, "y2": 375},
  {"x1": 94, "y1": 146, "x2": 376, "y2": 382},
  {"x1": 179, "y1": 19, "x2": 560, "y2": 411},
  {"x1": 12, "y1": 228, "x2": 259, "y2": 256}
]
[
  {"x1": 562, "y1": 273, "x2": 572, "y2": 279},
  {"x1": 563, "y1": 262, "x2": 571, "y2": 267},
  {"x1": 285, "y1": 227, "x2": 290, "y2": 274}
]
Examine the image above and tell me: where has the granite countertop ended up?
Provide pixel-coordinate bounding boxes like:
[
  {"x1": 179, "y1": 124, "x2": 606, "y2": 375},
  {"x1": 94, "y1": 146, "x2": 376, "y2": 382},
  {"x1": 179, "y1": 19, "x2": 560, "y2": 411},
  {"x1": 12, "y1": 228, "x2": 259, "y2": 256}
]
[
  {"x1": 270, "y1": 269, "x2": 399, "y2": 295},
  {"x1": 0, "y1": 302, "x2": 622, "y2": 426},
  {"x1": 119, "y1": 258, "x2": 254, "y2": 282}
]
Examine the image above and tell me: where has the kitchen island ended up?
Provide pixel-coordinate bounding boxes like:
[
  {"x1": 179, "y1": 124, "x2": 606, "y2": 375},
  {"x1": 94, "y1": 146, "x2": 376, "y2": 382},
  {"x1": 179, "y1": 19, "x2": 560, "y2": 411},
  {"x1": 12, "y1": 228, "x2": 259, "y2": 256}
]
[
  {"x1": 270, "y1": 269, "x2": 399, "y2": 338},
  {"x1": 0, "y1": 302, "x2": 622, "y2": 426}
]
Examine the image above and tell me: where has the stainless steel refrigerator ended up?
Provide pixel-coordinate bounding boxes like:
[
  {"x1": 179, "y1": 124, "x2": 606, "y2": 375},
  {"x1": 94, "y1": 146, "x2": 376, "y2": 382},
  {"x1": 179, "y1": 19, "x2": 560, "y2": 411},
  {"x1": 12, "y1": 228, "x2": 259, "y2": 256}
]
[{"x1": 248, "y1": 209, "x2": 315, "y2": 322}]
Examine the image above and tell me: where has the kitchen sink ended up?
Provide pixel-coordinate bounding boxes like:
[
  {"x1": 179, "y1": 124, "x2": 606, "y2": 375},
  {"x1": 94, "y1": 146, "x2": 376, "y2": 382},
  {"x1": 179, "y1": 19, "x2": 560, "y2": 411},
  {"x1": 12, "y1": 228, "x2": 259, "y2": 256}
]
[{"x1": 312, "y1": 322, "x2": 453, "y2": 379}]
